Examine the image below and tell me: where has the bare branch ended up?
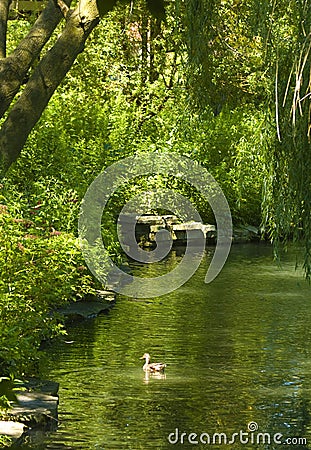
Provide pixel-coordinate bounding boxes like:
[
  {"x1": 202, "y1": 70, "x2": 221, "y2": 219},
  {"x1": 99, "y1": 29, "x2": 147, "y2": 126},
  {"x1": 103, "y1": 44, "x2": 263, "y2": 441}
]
[{"x1": 54, "y1": 0, "x2": 70, "y2": 18}]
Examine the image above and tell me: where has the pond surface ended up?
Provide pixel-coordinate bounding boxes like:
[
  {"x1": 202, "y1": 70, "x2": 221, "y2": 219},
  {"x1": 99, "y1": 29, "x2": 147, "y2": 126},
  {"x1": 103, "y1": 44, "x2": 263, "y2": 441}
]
[{"x1": 29, "y1": 244, "x2": 311, "y2": 448}]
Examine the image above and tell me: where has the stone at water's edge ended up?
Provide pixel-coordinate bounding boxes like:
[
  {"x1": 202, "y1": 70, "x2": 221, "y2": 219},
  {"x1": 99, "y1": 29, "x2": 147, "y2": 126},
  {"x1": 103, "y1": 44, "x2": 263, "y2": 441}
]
[
  {"x1": 170, "y1": 222, "x2": 216, "y2": 242},
  {"x1": 0, "y1": 420, "x2": 25, "y2": 439},
  {"x1": 11, "y1": 391, "x2": 58, "y2": 422},
  {"x1": 0, "y1": 379, "x2": 59, "y2": 445},
  {"x1": 232, "y1": 224, "x2": 259, "y2": 243},
  {"x1": 25, "y1": 379, "x2": 59, "y2": 397},
  {"x1": 57, "y1": 300, "x2": 114, "y2": 320},
  {"x1": 57, "y1": 289, "x2": 116, "y2": 320},
  {"x1": 119, "y1": 214, "x2": 260, "y2": 247}
]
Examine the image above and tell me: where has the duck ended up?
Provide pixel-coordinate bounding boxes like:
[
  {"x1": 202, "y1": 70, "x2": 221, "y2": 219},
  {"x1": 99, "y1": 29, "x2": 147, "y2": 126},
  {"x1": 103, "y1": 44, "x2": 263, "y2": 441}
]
[{"x1": 140, "y1": 353, "x2": 166, "y2": 372}]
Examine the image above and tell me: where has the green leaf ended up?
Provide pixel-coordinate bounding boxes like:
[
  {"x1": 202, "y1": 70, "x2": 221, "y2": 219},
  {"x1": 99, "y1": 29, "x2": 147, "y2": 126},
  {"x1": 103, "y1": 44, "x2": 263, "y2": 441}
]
[
  {"x1": 145, "y1": 0, "x2": 166, "y2": 20},
  {"x1": 0, "y1": 378, "x2": 18, "y2": 404},
  {"x1": 96, "y1": 0, "x2": 118, "y2": 18}
]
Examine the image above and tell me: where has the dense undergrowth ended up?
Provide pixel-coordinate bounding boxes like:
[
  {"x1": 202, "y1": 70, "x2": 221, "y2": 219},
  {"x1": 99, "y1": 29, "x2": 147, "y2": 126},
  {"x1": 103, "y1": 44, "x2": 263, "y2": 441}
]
[{"x1": 0, "y1": 201, "x2": 95, "y2": 374}]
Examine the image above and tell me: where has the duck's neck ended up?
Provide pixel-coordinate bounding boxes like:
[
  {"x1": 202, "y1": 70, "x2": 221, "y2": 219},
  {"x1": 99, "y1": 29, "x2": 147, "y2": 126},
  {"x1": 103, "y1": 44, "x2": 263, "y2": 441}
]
[{"x1": 144, "y1": 356, "x2": 150, "y2": 368}]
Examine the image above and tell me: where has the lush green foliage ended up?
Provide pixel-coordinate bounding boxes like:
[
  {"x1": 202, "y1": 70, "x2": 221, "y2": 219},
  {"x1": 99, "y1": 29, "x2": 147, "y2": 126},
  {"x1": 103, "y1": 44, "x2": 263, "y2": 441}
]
[
  {"x1": 0, "y1": 201, "x2": 95, "y2": 376},
  {"x1": 1, "y1": 4, "x2": 266, "y2": 382},
  {"x1": 1, "y1": 0, "x2": 299, "y2": 398},
  {"x1": 8, "y1": 5, "x2": 265, "y2": 219},
  {"x1": 184, "y1": 0, "x2": 311, "y2": 275},
  {"x1": 258, "y1": 0, "x2": 311, "y2": 277},
  {"x1": 184, "y1": 0, "x2": 267, "y2": 111}
]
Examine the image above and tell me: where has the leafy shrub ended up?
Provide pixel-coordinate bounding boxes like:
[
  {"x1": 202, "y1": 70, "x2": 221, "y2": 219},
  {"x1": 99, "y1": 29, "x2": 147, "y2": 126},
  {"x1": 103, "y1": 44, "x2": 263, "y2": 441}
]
[{"x1": 0, "y1": 204, "x2": 95, "y2": 376}]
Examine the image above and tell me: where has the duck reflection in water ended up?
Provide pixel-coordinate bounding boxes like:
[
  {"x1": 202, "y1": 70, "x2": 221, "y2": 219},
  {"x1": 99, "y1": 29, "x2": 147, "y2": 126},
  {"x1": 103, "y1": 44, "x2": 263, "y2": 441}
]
[{"x1": 144, "y1": 370, "x2": 166, "y2": 383}]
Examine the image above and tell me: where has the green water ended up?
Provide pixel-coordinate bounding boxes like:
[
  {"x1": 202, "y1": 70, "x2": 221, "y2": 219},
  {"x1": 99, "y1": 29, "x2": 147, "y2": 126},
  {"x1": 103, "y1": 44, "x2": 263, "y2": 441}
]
[{"x1": 29, "y1": 244, "x2": 311, "y2": 448}]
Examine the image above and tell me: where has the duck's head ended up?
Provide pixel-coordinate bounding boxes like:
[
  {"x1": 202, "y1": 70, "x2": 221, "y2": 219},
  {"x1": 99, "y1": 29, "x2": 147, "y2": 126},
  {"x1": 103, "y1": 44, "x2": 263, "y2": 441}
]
[{"x1": 140, "y1": 353, "x2": 150, "y2": 361}]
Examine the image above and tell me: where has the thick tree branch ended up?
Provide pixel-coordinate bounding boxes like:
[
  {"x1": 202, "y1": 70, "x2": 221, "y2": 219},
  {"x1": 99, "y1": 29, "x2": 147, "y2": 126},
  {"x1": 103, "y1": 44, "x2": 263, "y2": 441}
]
[
  {"x1": 0, "y1": 0, "x2": 10, "y2": 59},
  {"x1": 0, "y1": 0, "x2": 99, "y2": 175},
  {"x1": 0, "y1": 0, "x2": 72, "y2": 119}
]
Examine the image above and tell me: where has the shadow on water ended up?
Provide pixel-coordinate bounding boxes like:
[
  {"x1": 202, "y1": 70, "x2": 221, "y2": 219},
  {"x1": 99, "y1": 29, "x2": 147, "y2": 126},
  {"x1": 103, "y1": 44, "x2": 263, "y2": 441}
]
[{"x1": 21, "y1": 243, "x2": 311, "y2": 449}]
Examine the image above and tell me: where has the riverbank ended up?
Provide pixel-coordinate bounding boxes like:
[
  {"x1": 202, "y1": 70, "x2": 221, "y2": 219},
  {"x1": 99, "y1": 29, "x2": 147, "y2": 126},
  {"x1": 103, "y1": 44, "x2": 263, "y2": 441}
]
[
  {"x1": 0, "y1": 290, "x2": 116, "y2": 447},
  {"x1": 0, "y1": 207, "x2": 262, "y2": 446},
  {"x1": 0, "y1": 206, "x2": 109, "y2": 447},
  {"x1": 0, "y1": 208, "x2": 98, "y2": 378},
  {"x1": 0, "y1": 379, "x2": 59, "y2": 446}
]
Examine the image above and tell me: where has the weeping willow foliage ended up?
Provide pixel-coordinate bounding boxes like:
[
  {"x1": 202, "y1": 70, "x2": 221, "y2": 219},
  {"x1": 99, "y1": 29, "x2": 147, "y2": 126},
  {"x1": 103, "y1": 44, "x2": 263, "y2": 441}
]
[
  {"x1": 261, "y1": 0, "x2": 311, "y2": 278},
  {"x1": 183, "y1": 0, "x2": 311, "y2": 278},
  {"x1": 183, "y1": 0, "x2": 266, "y2": 112}
]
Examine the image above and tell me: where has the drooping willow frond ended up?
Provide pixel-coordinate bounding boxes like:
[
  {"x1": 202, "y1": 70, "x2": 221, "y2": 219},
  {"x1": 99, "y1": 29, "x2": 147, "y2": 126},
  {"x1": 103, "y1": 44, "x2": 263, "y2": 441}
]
[
  {"x1": 262, "y1": 0, "x2": 311, "y2": 278},
  {"x1": 183, "y1": 0, "x2": 311, "y2": 278}
]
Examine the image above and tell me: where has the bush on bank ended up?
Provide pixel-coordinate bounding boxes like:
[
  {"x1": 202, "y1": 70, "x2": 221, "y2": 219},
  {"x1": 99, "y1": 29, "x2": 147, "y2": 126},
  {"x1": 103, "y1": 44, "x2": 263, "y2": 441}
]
[{"x1": 0, "y1": 199, "x2": 95, "y2": 378}]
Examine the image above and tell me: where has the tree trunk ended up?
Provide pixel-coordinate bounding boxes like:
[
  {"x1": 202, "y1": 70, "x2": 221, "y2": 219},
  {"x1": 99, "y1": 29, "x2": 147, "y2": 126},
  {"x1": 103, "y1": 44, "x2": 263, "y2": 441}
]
[
  {"x1": 0, "y1": 0, "x2": 71, "y2": 119},
  {"x1": 0, "y1": 0, "x2": 99, "y2": 175},
  {"x1": 149, "y1": 18, "x2": 161, "y2": 83},
  {"x1": 0, "y1": 0, "x2": 11, "y2": 59},
  {"x1": 140, "y1": 15, "x2": 148, "y2": 84}
]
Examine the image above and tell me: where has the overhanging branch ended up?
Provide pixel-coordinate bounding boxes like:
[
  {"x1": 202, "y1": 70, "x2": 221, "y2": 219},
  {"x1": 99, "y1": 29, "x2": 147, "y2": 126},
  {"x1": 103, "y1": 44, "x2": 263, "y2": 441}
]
[
  {"x1": 0, "y1": 0, "x2": 99, "y2": 175},
  {"x1": 0, "y1": 0, "x2": 72, "y2": 119}
]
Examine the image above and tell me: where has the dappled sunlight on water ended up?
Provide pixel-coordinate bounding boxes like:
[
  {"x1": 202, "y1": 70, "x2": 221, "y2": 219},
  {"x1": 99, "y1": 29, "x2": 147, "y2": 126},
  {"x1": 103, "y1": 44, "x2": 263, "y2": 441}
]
[{"x1": 22, "y1": 243, "x2": 311, "y2": 449}]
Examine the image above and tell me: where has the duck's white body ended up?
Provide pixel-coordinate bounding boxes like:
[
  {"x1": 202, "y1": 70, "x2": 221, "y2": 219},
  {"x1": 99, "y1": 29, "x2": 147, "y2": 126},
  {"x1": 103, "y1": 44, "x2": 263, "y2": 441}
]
[{"x1": 140, "y1": 353, "x2": 166, "y2": 372}]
